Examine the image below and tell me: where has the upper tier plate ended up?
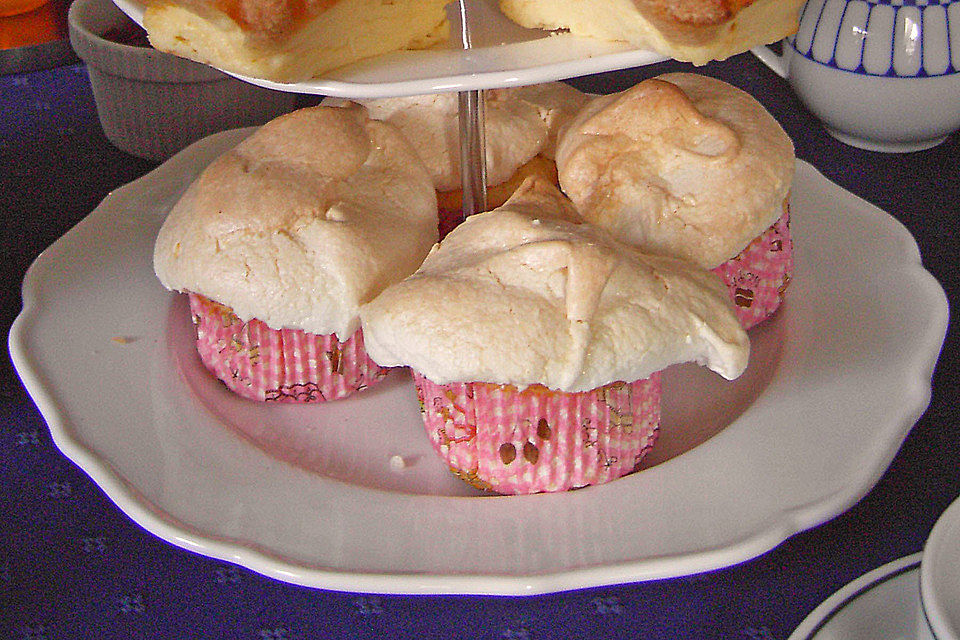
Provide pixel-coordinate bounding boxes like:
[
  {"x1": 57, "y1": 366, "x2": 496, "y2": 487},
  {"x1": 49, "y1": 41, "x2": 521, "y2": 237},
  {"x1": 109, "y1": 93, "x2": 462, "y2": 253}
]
[
  {"x1": 8, "y1": 128, "x2": 949, "y2": 595},
  {"x1": 111, "y1": 0, "x2": 667, "y2": 97}
]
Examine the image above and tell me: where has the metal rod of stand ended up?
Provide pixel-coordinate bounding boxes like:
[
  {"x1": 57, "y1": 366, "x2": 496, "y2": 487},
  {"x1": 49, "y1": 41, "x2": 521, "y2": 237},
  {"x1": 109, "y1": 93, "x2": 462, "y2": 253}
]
[
  {"x1": 456, "y1": 0, "x2": 487, "y2": 221},
  {"x1": 458, "y1": 88, "x2": 487, "y2": 220}
]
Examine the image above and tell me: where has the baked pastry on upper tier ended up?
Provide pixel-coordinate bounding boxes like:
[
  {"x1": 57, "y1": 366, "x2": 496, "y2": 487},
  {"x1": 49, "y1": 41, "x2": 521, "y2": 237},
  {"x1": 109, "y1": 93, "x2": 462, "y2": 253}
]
[
  {"x1": 142, "y1": 0, "x2": 451, "y2": 82},
  {"x1": 499, "y1": 0, "x2": 805, "y2": 65}
]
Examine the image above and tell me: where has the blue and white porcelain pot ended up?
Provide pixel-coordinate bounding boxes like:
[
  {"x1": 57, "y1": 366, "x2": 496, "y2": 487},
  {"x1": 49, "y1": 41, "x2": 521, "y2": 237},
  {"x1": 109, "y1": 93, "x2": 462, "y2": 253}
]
[{"x1": 753, "y1": 0, "x2": 960, "y2": 152}]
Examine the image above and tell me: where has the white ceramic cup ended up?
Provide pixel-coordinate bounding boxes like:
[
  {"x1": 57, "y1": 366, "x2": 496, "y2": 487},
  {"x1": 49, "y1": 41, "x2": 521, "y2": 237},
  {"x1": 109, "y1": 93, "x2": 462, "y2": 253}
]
[
  {"x1": 752, "y1": 0, "x2": 960, "y2": 153},
  {"x1": 918, "y1": 495, "x2": 960, "y2": 640}
]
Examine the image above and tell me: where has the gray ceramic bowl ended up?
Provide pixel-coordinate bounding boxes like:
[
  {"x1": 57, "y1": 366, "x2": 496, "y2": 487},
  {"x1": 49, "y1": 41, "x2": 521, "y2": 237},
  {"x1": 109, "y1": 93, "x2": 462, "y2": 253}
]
[{"x1": 68, "y1": 0, "x2": 296, "y2": 161}]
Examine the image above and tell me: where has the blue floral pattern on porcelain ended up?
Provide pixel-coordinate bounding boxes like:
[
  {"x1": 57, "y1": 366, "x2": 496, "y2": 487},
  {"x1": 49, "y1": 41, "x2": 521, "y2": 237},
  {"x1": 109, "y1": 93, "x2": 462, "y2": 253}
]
[{"x1": 788, "y1": 0, "x2": 958, "y2": 77}]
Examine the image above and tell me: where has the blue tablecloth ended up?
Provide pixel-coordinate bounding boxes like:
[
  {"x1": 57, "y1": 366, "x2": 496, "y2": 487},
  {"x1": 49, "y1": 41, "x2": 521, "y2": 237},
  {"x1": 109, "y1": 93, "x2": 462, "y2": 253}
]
[{"x1": 2, "y1": 52, "x2": 957, "y2": 639}]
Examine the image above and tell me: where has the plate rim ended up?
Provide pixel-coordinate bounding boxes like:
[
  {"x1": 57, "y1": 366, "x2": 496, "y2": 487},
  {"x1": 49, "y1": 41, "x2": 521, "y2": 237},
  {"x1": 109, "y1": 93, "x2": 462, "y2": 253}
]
[
  {"x1": 787, "y1": 553, "x2": 923, "y2": 640},
  {"x1": 920, "y1": 496, "x2": 960, "y2": 639},
  {"x1": 108, "y1": 0, "x2": 668, "y2": 98},
  {"x1": 8, "y1": 133, "x2": 950, "y2": 595}
]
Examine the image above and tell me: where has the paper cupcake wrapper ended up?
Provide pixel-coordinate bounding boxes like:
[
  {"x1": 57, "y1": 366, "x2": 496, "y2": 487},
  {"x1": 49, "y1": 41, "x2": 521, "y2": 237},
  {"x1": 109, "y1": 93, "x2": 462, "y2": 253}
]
[
  {"x1": 414, "y1": 373, "x2": 661, "y2": 494},
  {"x1": 713, "y1": 200, "x2": 794, "y2": 330},
  {"x1": 189, "y1": 293, "x2": 388, "y2": 403}
]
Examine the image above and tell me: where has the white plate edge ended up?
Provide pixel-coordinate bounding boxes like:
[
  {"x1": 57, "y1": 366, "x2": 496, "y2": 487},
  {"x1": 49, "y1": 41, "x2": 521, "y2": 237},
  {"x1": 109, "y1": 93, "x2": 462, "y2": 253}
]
[
  {"x1": 787, "y1": 552, "x2": 924, "y2": 640},
  {"x1": 108, "y1": 0, "x2": 668, "y2": 97},
  {"x1": 921, "y1": 495, "x2": 960, "y2": 640}
]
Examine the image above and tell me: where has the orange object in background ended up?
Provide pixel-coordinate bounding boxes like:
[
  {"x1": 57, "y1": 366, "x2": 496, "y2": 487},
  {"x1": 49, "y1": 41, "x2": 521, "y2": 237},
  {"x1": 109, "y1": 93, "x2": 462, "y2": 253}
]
[
  {"x1": 0, "y1": 0, "x2": 49, "y2": 18},
  {"x1": 0, "y1": 0, "x2": 61, "y2": 49}
]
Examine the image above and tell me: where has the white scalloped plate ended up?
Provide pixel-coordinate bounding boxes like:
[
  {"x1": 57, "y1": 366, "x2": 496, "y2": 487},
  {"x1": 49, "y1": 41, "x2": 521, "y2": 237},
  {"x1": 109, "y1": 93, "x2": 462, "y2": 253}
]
[
  {"x1": 9, "y1": 129, "x2": 948, "y2": 595},
  {"x1": 110, "y1": 0, "x2": 667, "y2": 98}
]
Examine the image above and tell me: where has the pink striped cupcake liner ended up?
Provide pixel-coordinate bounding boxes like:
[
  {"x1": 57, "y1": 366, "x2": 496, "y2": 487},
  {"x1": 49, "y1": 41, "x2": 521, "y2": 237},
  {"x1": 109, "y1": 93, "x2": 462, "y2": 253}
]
[
  {"x1": 413, "y1": 372, "x2": 661, "y2": 494},
  {"x1": 188, "y1": 293, "x2": 388, "y2": 403},
  {"x1": 712, "y1": 199, "x2": 794, "y2": 330}
]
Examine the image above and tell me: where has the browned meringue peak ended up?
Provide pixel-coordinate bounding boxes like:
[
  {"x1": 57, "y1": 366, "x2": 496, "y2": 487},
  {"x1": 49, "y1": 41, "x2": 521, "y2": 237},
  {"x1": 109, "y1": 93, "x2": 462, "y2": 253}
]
[
  {"x1": 556, "y1": 73, "x2": 794, "y2": 269},
  {"x1": 360, "y1": 176, "x2": 749, "y2": 392},
  {"x1": 154, "y1": 105, "x2": 438, "y2": 340},
  {"x1": 323, "y1": 83, "x2": 589, "y2": 193}
]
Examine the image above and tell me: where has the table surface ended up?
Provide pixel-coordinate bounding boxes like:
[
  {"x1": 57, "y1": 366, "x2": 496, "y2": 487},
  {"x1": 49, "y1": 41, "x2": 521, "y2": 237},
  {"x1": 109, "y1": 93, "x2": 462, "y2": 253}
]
[{"x1": 1, "y1": 50, "x2": 957, "y2": 640}]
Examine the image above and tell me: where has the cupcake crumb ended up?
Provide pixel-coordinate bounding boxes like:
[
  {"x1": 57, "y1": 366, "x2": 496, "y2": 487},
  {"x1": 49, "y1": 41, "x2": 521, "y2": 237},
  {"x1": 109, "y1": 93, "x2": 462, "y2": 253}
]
[{"x1": 389, "y1": 454, "x2": 419, "y2": 471}]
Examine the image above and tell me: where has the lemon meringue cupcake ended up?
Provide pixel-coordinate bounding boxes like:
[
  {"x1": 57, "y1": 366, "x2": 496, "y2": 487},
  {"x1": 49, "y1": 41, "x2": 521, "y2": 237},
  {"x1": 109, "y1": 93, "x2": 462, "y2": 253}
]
[
  {"x1": 361, "y1": 177, "x2": 748, "y2": 494},
  {"x1": 556, "y1": 72, "x2": 795, "y2": 329},
  {"x1": 154, "y1": 104, "x2": 438, "y2": 402}
]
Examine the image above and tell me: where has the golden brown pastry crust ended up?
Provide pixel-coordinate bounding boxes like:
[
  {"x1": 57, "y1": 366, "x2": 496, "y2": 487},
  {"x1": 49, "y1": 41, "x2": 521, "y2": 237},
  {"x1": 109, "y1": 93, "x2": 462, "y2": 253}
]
[
  {"x1": 633, "y1": 0, "x2": 764, "y2": 44},
  {"x1": 650, "y1": 0, "x2": 743, "y2": 26},
  {"x1": 143, "y1": 0, "x2": 450, "y2": 82},
  {"x1": 211, "y1": 0, "x2": 337, "y2": 41},
  {"x1": 498, "y1": 0, "x2": 804, "y2": 65}
]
